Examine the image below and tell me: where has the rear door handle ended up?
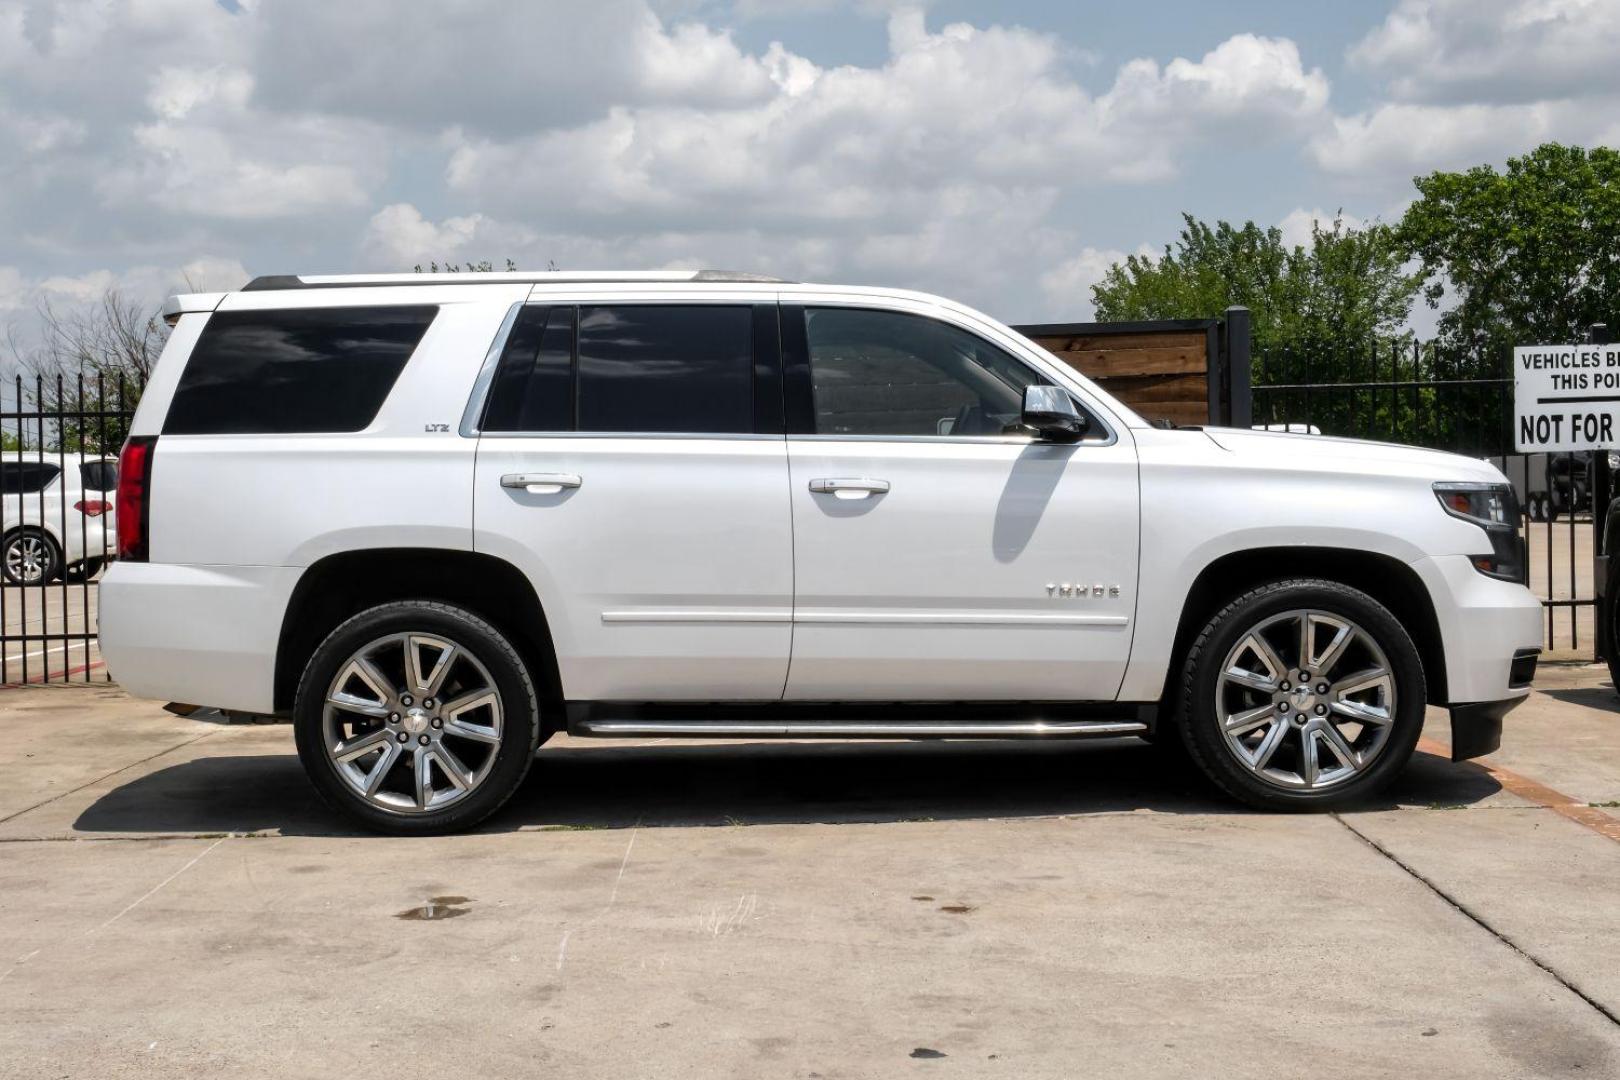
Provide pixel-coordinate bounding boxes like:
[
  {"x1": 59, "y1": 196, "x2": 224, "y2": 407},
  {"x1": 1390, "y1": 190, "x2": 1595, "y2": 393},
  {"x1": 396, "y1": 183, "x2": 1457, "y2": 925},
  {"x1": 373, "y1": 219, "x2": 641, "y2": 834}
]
[
  {"x1": 808, "y1": 477, "x2": 890, "y2": 498},
  {"x1": 501, "y1": 472, "x2": 582, "y2": 494}
]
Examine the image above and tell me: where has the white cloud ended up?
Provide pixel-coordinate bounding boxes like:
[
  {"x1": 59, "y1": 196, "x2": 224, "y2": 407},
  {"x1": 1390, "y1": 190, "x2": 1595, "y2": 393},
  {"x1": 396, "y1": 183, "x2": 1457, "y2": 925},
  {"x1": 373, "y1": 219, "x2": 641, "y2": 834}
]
[
  {"x1": 0, "y1": 267, "x2": 31, "y2": 313},
  {"x1": 1039, "y1": 248, "x2": 1136, "y2": 319},
  {"x1": 0, "y1": 257, "x2": 249, "y2": 365},
  {"x1": 250, "y1": 0, "x2": 781, "y2": 136},
  {"x1": 0, "y1": 2, "x2": 1410, "y2": 338},
  {"x1": 147, "y1": 64, "x2": 253, "y2": 121},
  {"x1": 1308, "y1": 100, "x2": 1583, "y2": 175},
  {"x1": 1, "y1": 259, "x2": 249, "y2": 312},
  {"x1": 1277, "y1": 207, "x2": 1365, "y2": 249},
  {"x1": 363, "y1": 204, "x2": 501, "y2": 267},
  {"x1": 1108, "y1": 34, "x2": 1328, "y2": 128},
  {"x1": 1318, "y1": 0, "x2": 1620, "y2": 178},
  {"x1": 97, "y1": 116, "x2": 377, "y2": 220},
  {"x1": 445, "y1": 13, "x2": 1332, "y2": 232},
  {"x1": 1350, "y1": 0, "x2": 1620, "y2": 105},
  {"x1": 728, "y1": 0, "x2": 917, "y2": 16}
]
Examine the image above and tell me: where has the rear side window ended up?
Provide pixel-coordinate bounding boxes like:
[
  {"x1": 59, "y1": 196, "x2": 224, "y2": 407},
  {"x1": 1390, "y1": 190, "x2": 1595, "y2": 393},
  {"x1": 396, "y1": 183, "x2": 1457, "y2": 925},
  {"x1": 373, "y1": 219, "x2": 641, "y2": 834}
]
[
  {"x1": 80, "y1": 461, "x2": 118, "y2": 492},
  {"x1": 482, "y1": 306, "x2": 574, "y2": 433},
  {"x1": 0, "y1": 462, "x2": 60, "y2": 494},
  {"x1": 163, "y1": 306, "x2": 438, "y2": 435},
  {"x1": 482, "y1": 304, "x2": 754, "y2": 435}
]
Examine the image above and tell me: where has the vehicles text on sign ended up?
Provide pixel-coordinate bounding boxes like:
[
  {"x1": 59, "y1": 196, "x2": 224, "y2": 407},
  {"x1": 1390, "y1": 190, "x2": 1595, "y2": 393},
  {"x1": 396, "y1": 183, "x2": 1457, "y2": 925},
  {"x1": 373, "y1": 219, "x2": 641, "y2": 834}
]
[{"x1": 1514, "y1": 344, "x2": 1620, "y2": 451}]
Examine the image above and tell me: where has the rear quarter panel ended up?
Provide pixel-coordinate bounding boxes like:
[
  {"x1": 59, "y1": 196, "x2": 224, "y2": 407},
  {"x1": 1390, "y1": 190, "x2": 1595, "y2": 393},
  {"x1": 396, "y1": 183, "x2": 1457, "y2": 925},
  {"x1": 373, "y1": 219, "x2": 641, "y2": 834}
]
[{"x1": 148, "y1": 287, "x2": 527, "y2": 566}]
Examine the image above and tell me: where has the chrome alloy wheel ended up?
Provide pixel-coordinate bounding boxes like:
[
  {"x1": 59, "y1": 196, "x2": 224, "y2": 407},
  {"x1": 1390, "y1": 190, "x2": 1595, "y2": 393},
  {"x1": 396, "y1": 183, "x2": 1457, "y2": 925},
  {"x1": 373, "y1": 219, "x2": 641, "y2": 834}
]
[
  {"x1": 322, "y1": 633, "x2": 504, "y2": 814},
  {"x1": 1215, "y1": 609, "x2": 1397, "y2": 791},
  {"x1": 5, "y1": 534, "x2": 48, "y2": 585}
]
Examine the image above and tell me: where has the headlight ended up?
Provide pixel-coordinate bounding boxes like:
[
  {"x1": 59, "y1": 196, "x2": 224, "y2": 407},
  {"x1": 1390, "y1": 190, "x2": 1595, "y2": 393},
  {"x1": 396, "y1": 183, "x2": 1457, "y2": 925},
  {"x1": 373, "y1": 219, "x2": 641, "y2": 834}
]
[
  {"x1": 1433, "y1": 482, "x2": 1512, "y2": 526},
  {"x1": 1433, "y1": 482, "x2": 1524, "y2": 583}
]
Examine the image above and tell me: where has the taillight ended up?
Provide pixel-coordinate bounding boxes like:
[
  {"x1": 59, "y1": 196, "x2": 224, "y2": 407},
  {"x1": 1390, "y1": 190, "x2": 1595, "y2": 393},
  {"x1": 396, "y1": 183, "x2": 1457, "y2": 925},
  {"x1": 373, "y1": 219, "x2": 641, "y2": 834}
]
[
  {"x1": 75, "y1": 499, "x2": 111, "y2": 517},
  {"x1": 116, "y1": 436, "x2": 156, "y2": 561}
]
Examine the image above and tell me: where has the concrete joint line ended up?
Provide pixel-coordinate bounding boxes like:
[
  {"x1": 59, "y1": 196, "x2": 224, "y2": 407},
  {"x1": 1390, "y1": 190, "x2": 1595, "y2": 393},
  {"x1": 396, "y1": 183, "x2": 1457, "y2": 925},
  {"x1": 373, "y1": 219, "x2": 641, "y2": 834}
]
[{"x1": 1333, "y1": 813, "x2": 1620, "y2": 1030}]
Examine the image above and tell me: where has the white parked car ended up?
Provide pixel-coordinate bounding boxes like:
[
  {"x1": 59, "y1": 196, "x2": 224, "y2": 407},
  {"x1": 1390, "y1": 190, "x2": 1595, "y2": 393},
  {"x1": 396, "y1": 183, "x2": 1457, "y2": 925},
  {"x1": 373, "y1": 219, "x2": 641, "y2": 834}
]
[
  {"x1": 0, "y1": 452, "x2": 118, "y2": 586},
  {"x1": 99, "y1": 272, "x2": 1542, "y2": 834}
]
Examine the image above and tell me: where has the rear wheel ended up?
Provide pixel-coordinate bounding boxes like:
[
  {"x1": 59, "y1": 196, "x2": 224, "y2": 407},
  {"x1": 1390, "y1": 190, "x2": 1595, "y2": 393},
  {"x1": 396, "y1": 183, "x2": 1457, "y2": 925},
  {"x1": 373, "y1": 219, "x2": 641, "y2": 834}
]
[
  {"x1": 294, "y1": 601, "x2": 541, "y2": 835},
  {"x1": 2, "y1": 529, "x2": 60, "y2": 586},
  {"x1": 1175, "y1": 579, "x2": 1425, "y2": 810}
]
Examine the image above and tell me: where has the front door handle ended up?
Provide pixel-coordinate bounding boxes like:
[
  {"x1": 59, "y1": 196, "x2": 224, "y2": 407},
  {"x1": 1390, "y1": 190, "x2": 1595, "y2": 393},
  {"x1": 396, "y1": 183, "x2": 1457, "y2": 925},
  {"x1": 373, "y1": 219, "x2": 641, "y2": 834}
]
[
  {"x1": 808, "y1": 477, "x2": 890, "y2": 499},
  {"x1": 501, "y1": 472, "x2": 582, "y2": 494}
]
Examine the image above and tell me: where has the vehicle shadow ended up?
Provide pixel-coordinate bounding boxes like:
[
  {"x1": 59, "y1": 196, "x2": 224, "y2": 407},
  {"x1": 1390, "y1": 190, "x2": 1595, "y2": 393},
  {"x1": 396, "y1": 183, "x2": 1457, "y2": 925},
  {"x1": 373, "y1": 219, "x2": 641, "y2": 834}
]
[
  {"x1": 69, "y1": 736, "x2": 1503, "y2": 837},
  {"x1": 1538, "y1": 685, "x2": 1619, "y2": 712}
]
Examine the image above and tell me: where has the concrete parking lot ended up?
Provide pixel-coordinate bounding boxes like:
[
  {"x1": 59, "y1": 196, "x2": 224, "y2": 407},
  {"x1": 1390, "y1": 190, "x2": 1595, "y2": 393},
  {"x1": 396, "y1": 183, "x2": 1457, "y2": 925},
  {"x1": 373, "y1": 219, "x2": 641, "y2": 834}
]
[{"x1": 2, "y1": 669, "x2": 1619, "y2": 1078}]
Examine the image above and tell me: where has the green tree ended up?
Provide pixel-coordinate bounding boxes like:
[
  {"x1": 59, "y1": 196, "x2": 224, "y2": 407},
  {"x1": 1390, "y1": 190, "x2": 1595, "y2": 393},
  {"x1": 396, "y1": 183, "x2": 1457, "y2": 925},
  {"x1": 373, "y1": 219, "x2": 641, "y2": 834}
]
[
  {"x1": 1090, "y1": 213, "x2": 1420, "y2": 367},
  {"x1": 1399, "y1": 142, "x2": 1620, "y2": 361}
]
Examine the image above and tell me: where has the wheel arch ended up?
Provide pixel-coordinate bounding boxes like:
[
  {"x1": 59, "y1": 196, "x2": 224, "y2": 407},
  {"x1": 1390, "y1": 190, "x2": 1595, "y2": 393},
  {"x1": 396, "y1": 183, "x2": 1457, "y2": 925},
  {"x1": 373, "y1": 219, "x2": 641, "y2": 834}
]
[
  {"x1": 274, "y1": 548, "x2": 564, "y2": 733},
  {"x1": 1167, "y1": 546, "x2": 1447, "y2": 706},
  {"x1": 1, "y1": 521, "x2": 61, "y2": 545}
]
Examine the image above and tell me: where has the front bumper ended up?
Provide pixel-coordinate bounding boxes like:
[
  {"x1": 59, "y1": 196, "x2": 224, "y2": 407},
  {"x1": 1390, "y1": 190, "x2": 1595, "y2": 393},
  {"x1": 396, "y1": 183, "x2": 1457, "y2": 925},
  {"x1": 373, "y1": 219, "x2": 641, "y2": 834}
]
[{"x1": 1410, "y1": 555, "x2": 1543, "y2": 703}]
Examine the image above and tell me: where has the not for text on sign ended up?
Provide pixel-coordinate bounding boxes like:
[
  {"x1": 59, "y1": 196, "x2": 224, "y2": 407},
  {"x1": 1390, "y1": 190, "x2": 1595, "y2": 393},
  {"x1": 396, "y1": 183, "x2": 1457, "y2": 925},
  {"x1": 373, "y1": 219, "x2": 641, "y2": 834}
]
[{"x1": 1514, "y1": 344, "x2": 1620, "y2": 452}]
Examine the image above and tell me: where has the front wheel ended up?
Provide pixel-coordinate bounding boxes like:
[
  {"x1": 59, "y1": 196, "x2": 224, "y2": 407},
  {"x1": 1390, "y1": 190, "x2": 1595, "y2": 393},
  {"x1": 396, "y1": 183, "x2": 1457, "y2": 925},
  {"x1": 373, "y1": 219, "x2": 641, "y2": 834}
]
[
  {"x1": 294, "y1": 601, "x2": 541, "y2": 834},
  {"x1": 1174, "y1": 579, "x2": 1426, "y2": 810}
]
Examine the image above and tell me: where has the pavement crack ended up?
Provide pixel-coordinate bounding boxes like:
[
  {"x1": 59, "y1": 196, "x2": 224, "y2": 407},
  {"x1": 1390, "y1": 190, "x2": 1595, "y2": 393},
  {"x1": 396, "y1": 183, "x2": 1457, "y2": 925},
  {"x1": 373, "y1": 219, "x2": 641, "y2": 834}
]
[
  {"x1": 0, "y1": 730, "x2": 216, "y2": 826},
  {"x1": 1334, "y1": 812, "x2": 1620, "y2": 1029}
]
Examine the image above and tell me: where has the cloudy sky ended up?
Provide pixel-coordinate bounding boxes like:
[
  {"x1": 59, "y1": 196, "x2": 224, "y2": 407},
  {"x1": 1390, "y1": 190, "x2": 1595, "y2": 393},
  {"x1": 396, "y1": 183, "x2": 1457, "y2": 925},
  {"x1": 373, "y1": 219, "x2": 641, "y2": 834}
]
[{"x1": 2, "y1": 0, "x2": 1618, "y2": 351}]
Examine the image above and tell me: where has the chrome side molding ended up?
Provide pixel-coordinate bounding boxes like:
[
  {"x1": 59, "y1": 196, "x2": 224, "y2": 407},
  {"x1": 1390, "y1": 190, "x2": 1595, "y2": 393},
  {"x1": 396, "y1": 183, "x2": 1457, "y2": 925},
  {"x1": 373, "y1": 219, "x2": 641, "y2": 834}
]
[{"x1": 574, "y1": 717, "x2": 1148, "y2": 738}]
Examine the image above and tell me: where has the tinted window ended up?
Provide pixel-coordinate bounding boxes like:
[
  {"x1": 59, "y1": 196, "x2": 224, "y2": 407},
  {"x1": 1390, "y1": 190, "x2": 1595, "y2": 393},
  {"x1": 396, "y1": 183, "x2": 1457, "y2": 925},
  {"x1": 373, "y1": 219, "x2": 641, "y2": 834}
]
[
  {"x1": 164, "y1": 306, "x2": 437, "y2": 435},
  {"x1": 482, "y1": 306, "x2": 574, "y2": 433},
  {"x1": 577, "y1": 306, "x2": 752, "y2": 434},
  {"x1": 0, "y1": 462, "x2": 61, "y2": 494},
  {"x1": 804, "y1": 308, "x2": 1039, "y2": 437},
  {"x1": 80, "y1": 461, "x2": 118, "y2": 492}
]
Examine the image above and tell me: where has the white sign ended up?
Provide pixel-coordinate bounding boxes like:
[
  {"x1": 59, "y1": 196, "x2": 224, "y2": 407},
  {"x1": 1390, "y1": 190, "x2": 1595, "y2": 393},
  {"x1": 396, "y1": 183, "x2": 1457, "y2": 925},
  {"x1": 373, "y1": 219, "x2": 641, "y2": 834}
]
[{"x1": 1514, "y1": 344, "x2": 1620, "y2": 451}]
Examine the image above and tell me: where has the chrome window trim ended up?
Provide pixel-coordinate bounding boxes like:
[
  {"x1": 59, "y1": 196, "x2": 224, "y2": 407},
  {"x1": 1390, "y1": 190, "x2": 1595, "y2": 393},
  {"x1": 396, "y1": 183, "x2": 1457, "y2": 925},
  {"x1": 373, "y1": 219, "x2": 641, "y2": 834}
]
[
  {"x1": 786, "y1": 429, "x2": 1117, "y2": 447},
  {"x1": 459, "y1": 301, "x2": 524, "y2": 438},
  {"x1": 473, "y1": 430, "x2": 784, "y2": 442}
]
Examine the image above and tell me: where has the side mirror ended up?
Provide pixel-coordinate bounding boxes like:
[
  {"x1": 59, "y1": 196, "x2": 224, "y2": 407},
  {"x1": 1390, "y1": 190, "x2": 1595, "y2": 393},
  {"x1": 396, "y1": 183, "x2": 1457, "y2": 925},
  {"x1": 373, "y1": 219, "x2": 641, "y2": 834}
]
[{"x1": 1022, "y1": 385, "x2": 1089, "y2": 442}]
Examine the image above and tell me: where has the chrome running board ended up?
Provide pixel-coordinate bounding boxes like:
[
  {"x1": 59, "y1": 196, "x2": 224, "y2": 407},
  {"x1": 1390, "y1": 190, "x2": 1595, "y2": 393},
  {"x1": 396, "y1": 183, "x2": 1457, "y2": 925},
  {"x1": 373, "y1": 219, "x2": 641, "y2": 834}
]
[{"x1": 573, "y1": 718, "x2": 1148, "y2": 739}]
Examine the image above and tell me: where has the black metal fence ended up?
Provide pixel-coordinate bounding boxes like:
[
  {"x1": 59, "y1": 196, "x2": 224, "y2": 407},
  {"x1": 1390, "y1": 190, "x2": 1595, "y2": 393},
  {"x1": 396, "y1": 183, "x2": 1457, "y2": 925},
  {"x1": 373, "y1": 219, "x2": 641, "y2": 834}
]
[
  {"x1": 1253, "y1": 339, "x2": 1595, "y2": 659},
  {"x1": 0, "y1": 374, "x2": 140, "y2": 685}
]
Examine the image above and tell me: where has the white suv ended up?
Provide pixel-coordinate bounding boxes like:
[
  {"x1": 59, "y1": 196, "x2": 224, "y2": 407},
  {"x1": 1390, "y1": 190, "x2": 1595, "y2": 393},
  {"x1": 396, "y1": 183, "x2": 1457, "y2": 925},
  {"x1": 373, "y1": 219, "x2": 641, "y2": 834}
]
[
  {"x1": 99, "y1": 271, "x2": 1543, "y2": 834},
  {"x1": 1, "y1": 453, "x2": 118, "y2": 586}
]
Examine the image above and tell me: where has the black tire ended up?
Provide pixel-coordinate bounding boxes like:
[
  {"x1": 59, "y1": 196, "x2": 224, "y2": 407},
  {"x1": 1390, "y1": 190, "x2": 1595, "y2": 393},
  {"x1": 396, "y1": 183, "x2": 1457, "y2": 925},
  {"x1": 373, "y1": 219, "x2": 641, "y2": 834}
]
[
  {"x1": 1607, "y1": 563, "x2": 1620, "y2": 696},
  {"x1": 294, "y1": 601, "x2": 541, "y2": 835},
  {"x1": 1173, "y1": 579, "x2": 1426, "y2": 811},
  {"x1": 1, "y1": 528, "x2": 61, "y2": 586},
  {"x1": 62, "y1": 557, "x2": 105, "y2": 583}
]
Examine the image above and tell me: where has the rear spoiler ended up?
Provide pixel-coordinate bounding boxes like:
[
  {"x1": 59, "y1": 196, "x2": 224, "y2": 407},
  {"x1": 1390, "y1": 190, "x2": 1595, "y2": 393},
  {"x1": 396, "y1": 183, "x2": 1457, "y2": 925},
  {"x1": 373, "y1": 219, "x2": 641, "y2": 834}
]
[{"x1": 161, "y1": 292, "x2": 228, "y2": 327}]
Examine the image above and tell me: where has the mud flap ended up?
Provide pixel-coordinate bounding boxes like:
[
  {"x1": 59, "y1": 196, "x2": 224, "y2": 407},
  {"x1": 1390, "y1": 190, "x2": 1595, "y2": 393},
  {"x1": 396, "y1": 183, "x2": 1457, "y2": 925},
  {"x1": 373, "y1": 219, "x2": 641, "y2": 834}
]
[{"x1": 1448, "y1": 697, "x2": 1524, "y2": 761}]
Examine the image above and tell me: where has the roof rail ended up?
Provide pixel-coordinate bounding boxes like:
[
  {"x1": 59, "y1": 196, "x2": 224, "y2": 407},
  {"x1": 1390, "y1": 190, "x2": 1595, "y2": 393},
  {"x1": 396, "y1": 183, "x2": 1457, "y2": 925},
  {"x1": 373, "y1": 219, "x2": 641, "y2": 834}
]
[{"x1": 240, "y1": 269, "x2": 791, "y2": 291}]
